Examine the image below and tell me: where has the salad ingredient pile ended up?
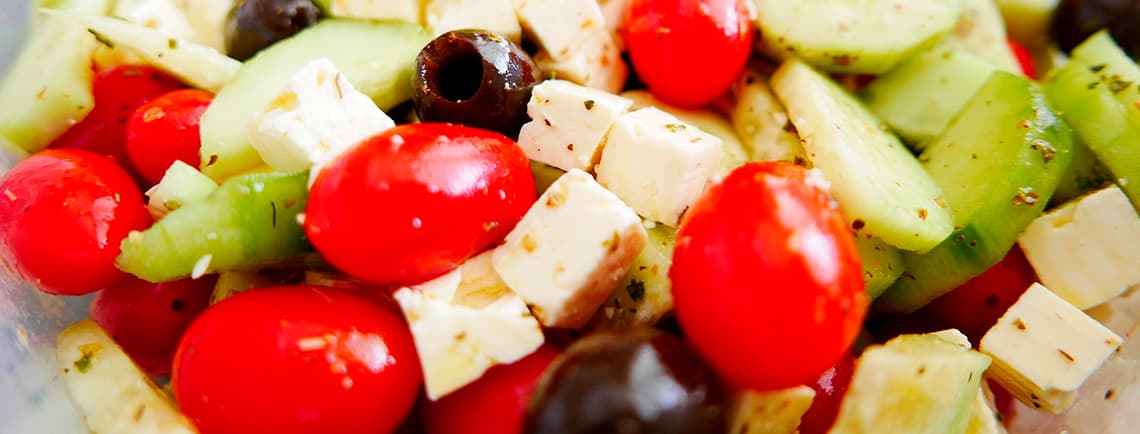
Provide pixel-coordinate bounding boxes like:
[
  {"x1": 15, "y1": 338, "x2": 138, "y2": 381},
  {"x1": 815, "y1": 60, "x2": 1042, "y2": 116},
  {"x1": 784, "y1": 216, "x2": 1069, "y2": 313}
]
[{"x1": 0, "y1": 0, "x2": 1138, "y2": 433}]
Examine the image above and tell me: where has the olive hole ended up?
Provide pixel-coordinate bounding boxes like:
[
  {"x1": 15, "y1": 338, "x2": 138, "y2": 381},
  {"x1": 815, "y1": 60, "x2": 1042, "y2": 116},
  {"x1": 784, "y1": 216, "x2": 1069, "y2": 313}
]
[{"x1": 437, "y1": 50, "x2": 484, "y2": 102}]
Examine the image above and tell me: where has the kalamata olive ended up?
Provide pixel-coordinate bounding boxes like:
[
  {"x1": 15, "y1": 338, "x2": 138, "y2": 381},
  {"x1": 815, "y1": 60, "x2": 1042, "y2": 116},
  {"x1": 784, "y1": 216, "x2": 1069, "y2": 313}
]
[
  {"x1": 413, "y1": 30, "x2": 540, "y2": 138},
  {"x1": 524, "y1": 329, "x2": 726, "y2": 434},
  {"x1": 1052, "y1": 0, "x2": 1140, "y2": 59},
  {"x1": 225, "y1": 0, "x2": 324, "y2": 61}
]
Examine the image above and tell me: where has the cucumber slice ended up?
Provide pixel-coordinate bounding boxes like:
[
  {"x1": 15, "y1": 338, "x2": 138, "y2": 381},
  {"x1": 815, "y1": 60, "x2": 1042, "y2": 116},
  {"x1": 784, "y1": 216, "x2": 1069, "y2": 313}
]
[
  {"x1": 145, "y1": 161, "x2": 219, "y2": 219},
  {"x1": 59, "y1": 12, "x2": 241, "y2": 93},
  {"x1": 211, "y1": 271, "x2": 274, "y2": 304},
  {"x1": 117, "y1": 171, "x2": 311, "y2": 283},
  {"x1": 1051, "y1": 137, "x2": 1115, "y2": 206},
  {"x1": 0, "y1": 0, "x2": 113, "y2": 152},
  {"x1": 588, "y1": 222, "x2": 676, "y2": 330},
  {"x1": 199, "y1": 19, "x2": 430, "y2": 181},
  {"x1": 856, "y1": 235, "x2": 905, "y2": 299},
  {"x1": 829, "y1": 331, "x2": 991, "y2": 434},
  {"x1": 1067, "y1": 32, "x2": 1140, "y2": 117},
  {"x1": 771, "y1": 60, "x2": 954, "y2": 253},
  {"x1": 860, "y1": 48, "x2": 997, "y2": 147},
  {"x1": 726, "y1": 69, "x2": 808, "y2": 165},
  {"x1": 754, "y1": 0, "x2": 961, "y2": 74},
  {"x1": 530, "y1": 161, "x2": 564, "y2": 195},
  {"x1": 879, "y1": 71, "x2": 1074, "y2": 313},
  {"x1": 945, "y1": 0, "x2": 1021, "y2": 73}
]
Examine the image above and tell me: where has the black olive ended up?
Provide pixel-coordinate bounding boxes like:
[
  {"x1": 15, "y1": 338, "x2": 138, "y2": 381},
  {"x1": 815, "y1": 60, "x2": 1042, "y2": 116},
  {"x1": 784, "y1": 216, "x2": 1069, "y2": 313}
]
[
  {"x1": 524, "y1": 329, "x2": 726, "y2": 434},
  {"x1": 225, "y1": 0, "x2": 324, "y2": 61},
  {"x1": 1052, "y1": 0, "x2": 1140, "y2": 59},
  {"x1": 413, "y1": 30, "x2": 540, "y2": 138}
]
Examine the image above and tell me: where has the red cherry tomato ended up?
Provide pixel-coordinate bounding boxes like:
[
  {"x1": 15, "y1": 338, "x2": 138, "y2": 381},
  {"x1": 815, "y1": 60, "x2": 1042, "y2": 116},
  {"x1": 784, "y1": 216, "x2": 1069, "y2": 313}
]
[
  {"x1": 922, "y1": 246, "x2": 1037, "y2": 344},
  {"x1": 126, "y1": 89, "x2": 213, "y2": 185},
  {"x1": 670, "y1": 162, "x2": 868, "y2": 391},
  {"x1": 0, "y1": 149, "x2": 151, "y2": 295},
  {"x1": 50, "y1": 66, "x2": 185, "y2": 175},
  {"x1": 173, "y1": 286, "x2": 422, "y2": 434},
  {"x1": 1008, "y1": 39, "x2": 1038, "y2": 80},
  {"x1": 423, "y1": 345, "x2": 561, "y2": 434},
  {"x1": 305, "y1": 123, "x2": 536, "y2": 287},
  {"x1": 799, "y1": 353, "x2": 856, "y2": 434},
  {"x1": 90, "y1": 275, "x2": 215, "y2": 376},
  {"x1": 624, "y1": 0, "x2": 754, "y2": 108}
]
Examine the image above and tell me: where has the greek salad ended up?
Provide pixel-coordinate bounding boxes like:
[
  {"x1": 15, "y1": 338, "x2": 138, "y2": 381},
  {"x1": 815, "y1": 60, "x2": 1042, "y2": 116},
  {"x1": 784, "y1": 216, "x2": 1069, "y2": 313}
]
[{"x1": 0, "y1": 0, "x2": 1138, "y2": 433}]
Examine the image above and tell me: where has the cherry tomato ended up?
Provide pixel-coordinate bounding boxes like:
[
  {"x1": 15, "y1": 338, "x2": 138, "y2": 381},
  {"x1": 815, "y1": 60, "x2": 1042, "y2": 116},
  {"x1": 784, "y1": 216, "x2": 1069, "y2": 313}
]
[
  {"x1": 669, "y1": 162, "x2": 868, "y2": 391},
  {"x1": 49, "y1": 66, "x2": 185, "y2": 176},
  {"x1": 798, "y1": 353, "x2": 856, "y2": 434},
  {"x1": 624, "y1": 0, "x2": 754, "y2": 108},
  {"x1": 173, "y1": 286, "x2": 422, "y2": 434},
  {"x1": 423, "y1": 345, "x2": 561, "y2": 434},
  {"x1": 305, "y1": 123, "x2": 536, "y2": 287},
  {"x1": 126, "y1": 89, "x2": 213, "y2": 185},
  {"x1": 90, "y1": 275, "x2": 215, "y2": 376},
  {"x1": 922, "y1": 246, "x2": 1037, "y2": 345},
  {"x1": 0, "y1": 150, "x2": 151, "y2": 295},
  {"x1": 1009, "y1": 39, "x2": 1038, "y2": 80}
]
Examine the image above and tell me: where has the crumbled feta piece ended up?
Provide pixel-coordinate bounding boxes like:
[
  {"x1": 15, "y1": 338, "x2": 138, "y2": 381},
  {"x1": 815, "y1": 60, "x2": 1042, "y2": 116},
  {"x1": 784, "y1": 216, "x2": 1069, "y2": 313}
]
[
  {"x1": 424, "y1": 0, "x2": 521, "y2": 40},
  {"x1": 980, "y1": 283, "x2": 1123, "y2": 414},
  {"x1": 248, "y1": 58, "x2": 394, "y2": 179},
  {"x1": 328, "y1": 0, "x2": 422, "y2": 22},
  {"x1": 517, "y1": 79, "x2": 633, "y2": 171},
  {"x1": 492, "y1": 169, "x2": 647, "y2": 329},
  {"x1": 595, "y1": 107, "x2": 723, "y2": 227},
  {"x1": 173, "y1": 0, "x2": 234, "y2": 51},
  {"x1": 515, "y1": 0, "x2": 626, "y2": 93},
  {"x1": 1017, "y1": 186, "x2": 1140, "y2": 309},
  {"x1": 394, "y1": 251, "x2": 545, "y2": 400}
]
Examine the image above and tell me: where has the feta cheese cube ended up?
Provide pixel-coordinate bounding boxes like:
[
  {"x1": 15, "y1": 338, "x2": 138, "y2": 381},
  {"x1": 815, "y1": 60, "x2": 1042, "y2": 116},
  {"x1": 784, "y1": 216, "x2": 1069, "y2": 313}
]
[
  {"x1": 492, "y1": 169, "x2": 647, "y2": 328},
  {"x1": 114, "y1": 0, "x2": 200, "y2": 43},
  {"x1": 980, "y1": 283, "x2": 1123, "y2": 414},
  {"x1": 595, "y1": 107, "x2": 723, "y2": 227},
  {"x1": 1017, "y1": 186, "x2": 1140, "y2": 309},
  {"x1": 728, "y1": 386, "x2": 816, "y2": 434},
  {"x1": 516, "y1": 0, "x2": 627, "y2": 93},
  {"x1": 394, "y1": 251, "x2": 545, "y2": 400},
  {"x1": 425, "y1": 0, "x2": 521, "y2": 41},
  {"x1": 248, "y1": 58, "x2": 394, "y2": 178},
  {"x1": 327, "y1": 0, "x2": 423, "y2": 22},
  {"x1": 517, "y1": 80, "x2": 633, "y2": 171},
  {"x1": 173, "y1": 0, "x2": 234, "y2": 51}
]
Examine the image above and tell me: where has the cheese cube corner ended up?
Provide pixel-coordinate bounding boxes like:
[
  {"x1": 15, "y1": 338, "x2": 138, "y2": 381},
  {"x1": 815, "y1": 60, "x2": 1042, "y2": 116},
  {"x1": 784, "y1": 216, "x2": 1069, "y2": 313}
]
[
  {"x1": 329, "y1": 0, "x2": 422, "y2": 22},
  {"x1": 595, "y1": 107, "x2": 723, "y2": 227},
  {"x1": 516, "y1": 0, "x2": 627, "y2": 93},
  {"x1": 980, "y1": 282, "x2": 1123, "y2": 414},
  {"x1": 425, "y1": 0, "x2": 522, "y2": 41},
  {"x1": 492, "y1": 169, "x2": 648, "y2": 329},
  {"x1": 248, "y1": 58, "x2": 394, "y2": 174},
  {"x1": 394, "y1": 251, "x2": 545, "y2": 400},
  {"x1": 517, "y1": 79, "x2": 633, "y2": 171}
]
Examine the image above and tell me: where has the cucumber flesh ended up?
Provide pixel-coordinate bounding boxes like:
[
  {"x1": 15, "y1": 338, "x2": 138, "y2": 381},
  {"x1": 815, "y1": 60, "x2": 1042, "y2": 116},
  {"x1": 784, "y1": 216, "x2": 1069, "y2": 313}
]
[
  {"x1": 0, "y1": 0, "x2": 113, "y2": 152},
  {"x1": 829, "y1": 331, "x2": 991, "y2": 434},
  {"x1": 879, "y1": 71, "x2": 1074, "y2": 313},
  {"x1": 1051, "y1": 137, "x2": 1115, "y2": 206},
  {"x1": 860, "y1": 48, "x2": 997, "y2": 147},
  {"x1": 199, "y1": 19, "x2": 431, "y2": 181},
  {"x1": 117, "y1": 171, "x2": 312, "y2": 283},
  {"x1": 771, "y1": 60, "x2": 954, "y2": 253},
  {"x1": 145, "y1": 161, "x2": 219, "y2": 219},
  {"x1": 994, "y1": 0, "x2": 1060, "y2": 48},
  {"x1": 945, "y1": 0, "x2": 1021, "y2": 73},
  {"x1": 726, "y1": 69, "x2": 809, "y2": 166},
  {"x1": 588, "y1": 222, "x2": 676, "y2": 330},
  {"x1": 754, "y1": 0, "x2": 961, "y2": 74},
  {"x1": 530, "y1": 161, "x2": 564, "y2": 195},
  {"x1": 60, "y1": 12, "x2": 241, "y2": 93},
  {"x1": 856, "y1": 235, "x2": 905, "y2": 300}
]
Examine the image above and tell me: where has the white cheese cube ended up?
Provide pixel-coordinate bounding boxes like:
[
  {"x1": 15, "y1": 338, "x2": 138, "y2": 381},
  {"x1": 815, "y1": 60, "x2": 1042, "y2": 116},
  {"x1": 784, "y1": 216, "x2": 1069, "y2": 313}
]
[
  {"x1": 980, "y1": 283, "x2": 1123, "y2": 414},
  {"x1": 598, "y1": 0, "x2": 631, "y2": 48},
  {"x1": 621, "y1": 89, "x2": 750, "y2": 177},
  {"x1": 114, "y1": 0, "x2": 200, "y2": 43},
  {"x1": 595, "y1": 107, "x2": 723, "y2": 227},
  {"x1": 492, "y1": 169, "x2": 647, "y2": 329},
  {"x1": 425, "y1": 0, "x2": 521, "y2": 41},
  {"x1": 394, "y1": 251, "x2": 545, "y2": 400},
  {"x1": 1017, "y1": 186, "x2": 1140, "y2": 309},
  {"x1": 328, "y1": 0, "x2": 423, "y2": 22},
  {"x1": 728, "y1": 386, "x2": 816, "y2": 434},
  {"x1": 517, "y1": 80, "x2": 633, "y2": 171},
  {"x1": 173, "y1": 0, "x2": 234, "y2": 51},
  {"x1": 248, "y1": 58, "x2": 394, "y2": 178},
  {"x1": 516, "y1": 0, "x2": 627, "y2": 93}
]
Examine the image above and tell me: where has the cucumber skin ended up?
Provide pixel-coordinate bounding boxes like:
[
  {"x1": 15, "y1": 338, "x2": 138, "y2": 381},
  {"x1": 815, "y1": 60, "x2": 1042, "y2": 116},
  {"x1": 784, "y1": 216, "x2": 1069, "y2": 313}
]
[
  {"x1": 199, "y1": 19, "x2": 431, "y2": 181},
  {"x1": 878, "y1": 72, "x2": 1074, "y2": 313},
  {"x1": 856, "y1": 235, "x2": 905, "y2": 299},
  {"x1": 118, "y1": 171, "x2": 311, "y2": 283}
]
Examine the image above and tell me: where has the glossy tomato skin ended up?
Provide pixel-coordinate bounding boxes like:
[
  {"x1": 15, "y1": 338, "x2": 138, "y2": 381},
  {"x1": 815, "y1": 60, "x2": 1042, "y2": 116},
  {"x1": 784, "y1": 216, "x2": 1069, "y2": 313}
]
[
  {"x1": 669, "y1": 162, "x2": 868, "y2": 391},
  {"x1": 173, "y1": 286, "x2": 422, "y2": 434},
  {"x1": 0, "y1": 150, "x2": 151, "y2": 295},
  {"x1": 624, "y1": 0, "x2": 754, "y2": 108},
  {"x1": 305, "y1": 123, "x2": 536, "y2": 287},
  {"x1": 1008, "y1": 39, "x2": 1038, "y2": 80},
  {"x1": 50, "y1": 66, "x2": 184, "y2": 175},
  {"x1": 423, "y1": 345, "x2": 561, "y2": 434},
  {"x1": 126, "y1": 89, "x2": 213, "y2": 185},
  {"x1": 90, "y1": 275, "x2": 215, "y2": 376},
  {"x1": 798, "y1": 353, "x2": 856, "y2": 434}
]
